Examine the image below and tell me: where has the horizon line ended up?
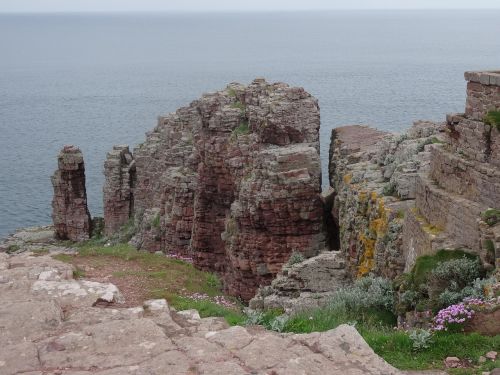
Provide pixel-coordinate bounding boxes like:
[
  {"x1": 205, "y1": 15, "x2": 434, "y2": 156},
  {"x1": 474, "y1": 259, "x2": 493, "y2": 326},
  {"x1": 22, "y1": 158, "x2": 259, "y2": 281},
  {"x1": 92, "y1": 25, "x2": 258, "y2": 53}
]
[{"x1": 1, "y1": 8, "x2": 500, "y2": 14}]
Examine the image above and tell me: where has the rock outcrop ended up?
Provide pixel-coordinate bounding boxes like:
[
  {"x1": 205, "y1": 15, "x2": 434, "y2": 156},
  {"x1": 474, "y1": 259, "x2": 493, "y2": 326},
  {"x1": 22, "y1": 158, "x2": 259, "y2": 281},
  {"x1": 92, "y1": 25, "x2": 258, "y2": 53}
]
[
  {"x1": 328, "y1": 70, "x2": 500, "y2": 279},
  {"x1": 0, "y1": 230, "x2": 405, "y2": 375},
  {"x1": 328, "y1": 122, "x2": 444, "y2": 279},
  {"x1": 104, "y1": 79, "x2": 325, "y2": 300},
  {"x1": 51, "y1": 145, "x2": 92, "y2": 241},
  {"x1": 250, "y1": 251, "x2": 348, "y2": 312},
  {"x1": 103, "y1": 145, "x2": 135, "y2": 236},
  {"x1": 465, "y1": 70, "x2": 500, "y2": 120}
]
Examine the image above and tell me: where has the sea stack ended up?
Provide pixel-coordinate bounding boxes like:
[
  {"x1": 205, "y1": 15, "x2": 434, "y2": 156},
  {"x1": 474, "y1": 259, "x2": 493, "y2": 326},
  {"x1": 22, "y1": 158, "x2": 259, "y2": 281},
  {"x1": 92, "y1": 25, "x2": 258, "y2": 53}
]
[{"x1": 51, "y1": 145, "x2": 92, "y2": 241}]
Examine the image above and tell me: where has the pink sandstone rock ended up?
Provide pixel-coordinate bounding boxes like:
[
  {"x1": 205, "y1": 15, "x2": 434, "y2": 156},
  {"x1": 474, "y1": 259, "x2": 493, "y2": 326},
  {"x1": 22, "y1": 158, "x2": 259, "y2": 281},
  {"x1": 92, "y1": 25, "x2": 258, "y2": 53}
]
[
  {"x1": 105, "y1": 79, "x2": 324, "y2": 300},
  {"x1": 51, "y1": 145, "x2": 92, "y2": 241}
]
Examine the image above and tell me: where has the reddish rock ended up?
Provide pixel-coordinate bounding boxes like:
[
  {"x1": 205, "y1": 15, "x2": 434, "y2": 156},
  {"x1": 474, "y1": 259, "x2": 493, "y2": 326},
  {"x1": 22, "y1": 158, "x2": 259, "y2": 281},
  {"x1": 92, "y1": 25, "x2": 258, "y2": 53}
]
[
  {"x1": 464, "y1": 70, "x2": 500, "y2": 120},
  {"x1": 103, "y1": 145, "x2": 135, "y2": 236},
  {"x1": 51, "y1": 145, "x2": 92, "y2": 241},
  {"x1": 464, "y1": 308, "x2": 500, "y2": 336},
  {"x1": 104, "y1": 79, "x2": 324, "y2": 300}
]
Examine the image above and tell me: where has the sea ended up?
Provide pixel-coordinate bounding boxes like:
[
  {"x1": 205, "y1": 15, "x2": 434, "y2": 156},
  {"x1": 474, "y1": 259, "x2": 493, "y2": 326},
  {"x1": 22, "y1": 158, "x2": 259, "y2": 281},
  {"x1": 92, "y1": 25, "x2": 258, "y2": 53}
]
[{"x1": 0, "y1": 10, "x2": 499, "y2": 237}]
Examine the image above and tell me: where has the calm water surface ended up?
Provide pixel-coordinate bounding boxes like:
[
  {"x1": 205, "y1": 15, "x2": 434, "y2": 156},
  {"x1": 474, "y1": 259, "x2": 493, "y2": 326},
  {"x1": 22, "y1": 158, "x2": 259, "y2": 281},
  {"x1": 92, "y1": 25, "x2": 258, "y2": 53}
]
[{"x1": 0, "y1": 10, "x2": 499, "y2": 237}]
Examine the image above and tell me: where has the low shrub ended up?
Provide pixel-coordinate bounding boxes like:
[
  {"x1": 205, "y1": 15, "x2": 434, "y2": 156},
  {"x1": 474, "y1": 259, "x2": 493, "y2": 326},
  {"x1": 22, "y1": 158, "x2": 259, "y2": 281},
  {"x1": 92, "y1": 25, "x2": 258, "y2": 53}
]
[
  {"x1": 287, "y1": 251, "x2": 305, "y2": 266},
  {"x1": 396, "y1": 250, "x2": 487, "y2": 313},
  {"x1": 331, "y1": 275, "x2": 395, "y2": 312},
  {"x1": 409, "y1": 329, "x2": 433, "y2": 351},
  {"x1": 482, "y1": 208, "x2": 500, "y2": 226}
]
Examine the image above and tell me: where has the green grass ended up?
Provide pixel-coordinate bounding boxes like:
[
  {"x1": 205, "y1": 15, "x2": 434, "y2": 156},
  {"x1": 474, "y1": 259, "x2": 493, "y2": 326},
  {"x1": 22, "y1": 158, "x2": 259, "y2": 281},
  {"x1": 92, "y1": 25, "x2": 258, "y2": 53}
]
[
  {"x1": 364, "y1": 329, "x2": 499, "y2": 371},
  {"x1": 72, "y1": 267, "x2": 86, "y2": 279},
  {"x1": 166, "y1": 295, "x2": 245, "y2": 326},
  {"x1": 283, "y1": 306, "x2": 396, "y2": 334},
  {"x1": 411, "y1": 249, "x2": 478, "y2": 287},
  {"x1": 484, "y1": 110, "x2": 500, "y2": 130},
  {"x1": 230, "y1": 101, "x2": 246, "y2": 112},
  {"x1": 280, "y1": 304, "x2": 500, "y2": 372},
  {"x1": 53, "y1": 242, "x2": 244, "y2": 324},
  {"x1": 482, "y1": 208, "x2": 500, "y2": 226},
  {"x1": 151, "y1": 213, "x2": 160, "y2": 228},
  {"x1": 232, "y1": 121, "x2": 250, "y2": 136},
  {"x1": 6, "y1": 244, "x2": 20, "y2": 253},
  {"x1": 430, "y1": 137, "x2": 444, "y2": 144}
]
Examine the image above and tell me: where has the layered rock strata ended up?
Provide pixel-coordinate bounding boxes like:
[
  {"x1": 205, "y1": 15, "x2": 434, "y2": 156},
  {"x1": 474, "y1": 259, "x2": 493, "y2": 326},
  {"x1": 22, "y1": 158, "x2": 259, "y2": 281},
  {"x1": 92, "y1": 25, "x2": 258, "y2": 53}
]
[
  {"x1": 465, "y1": 70, "x2": 500, "y2": 120},
  {"x1": 104, "y1": 79, "x2": 325, "y2": 300},
  {"x1": 328, "y1": 70, "x2": 500, "y2": 279},
  {"x1": 403, "y1": 71, "x2": 500, "y2": 271},
  {"x1": 51, "y1": 145, "x2": 92, "y2": 241},
  {"x1": 328, "y1": 122, "x2": 444, "y2": 279},
  {"x1": 103, "y1": 145, "x2": 135, "y2": 236}
]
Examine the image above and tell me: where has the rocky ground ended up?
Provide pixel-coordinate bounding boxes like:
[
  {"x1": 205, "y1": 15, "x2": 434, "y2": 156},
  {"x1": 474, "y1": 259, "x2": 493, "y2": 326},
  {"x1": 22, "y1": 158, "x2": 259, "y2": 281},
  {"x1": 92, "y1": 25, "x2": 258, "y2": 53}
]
[{"x1": 0, "y1": 227, "x2": 449, "y2": 375}]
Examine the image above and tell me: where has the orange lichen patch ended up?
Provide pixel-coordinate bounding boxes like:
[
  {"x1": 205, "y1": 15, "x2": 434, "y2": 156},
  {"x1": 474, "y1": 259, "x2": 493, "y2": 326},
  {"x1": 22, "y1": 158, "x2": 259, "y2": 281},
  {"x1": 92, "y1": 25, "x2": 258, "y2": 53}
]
[
  {"x1": 370, "y1": 191, "x2": 378, "y2": 202},
  {"x1": 357, "y1": 233, "x2": 375, "y2": 277},
  {"x1": 343, "y1": 174, "x2": 352, "y2": 184}
]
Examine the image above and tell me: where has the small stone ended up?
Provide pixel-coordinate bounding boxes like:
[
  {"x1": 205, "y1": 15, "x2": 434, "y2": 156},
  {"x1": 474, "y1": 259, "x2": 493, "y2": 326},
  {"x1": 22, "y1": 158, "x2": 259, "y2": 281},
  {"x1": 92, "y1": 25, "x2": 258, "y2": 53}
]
[
  {"x1": 445, "y1": 357, "x2": 461, "y2": 368},
  {"x1": 479, "y1": 356, "x2": 487, "y2": 363},
  {"x1": 177, "y1": 309, "x2": 201, "y2": 321},
  {"x1": 143, "y1": 299, "x2": 168, "y2": 312},
  {"x1": 486, "y1": 351, "x2": 497, "y2": 360}
]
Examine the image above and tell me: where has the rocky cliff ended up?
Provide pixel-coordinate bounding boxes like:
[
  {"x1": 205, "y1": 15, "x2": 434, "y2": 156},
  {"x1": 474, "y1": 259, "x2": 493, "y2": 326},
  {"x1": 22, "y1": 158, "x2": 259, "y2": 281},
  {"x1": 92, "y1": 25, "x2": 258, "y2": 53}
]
[
  {"x1": 250, "y1": 70, "x2": 500, "y2": 311},
  {"x1": 103, "y1": 79, "x2": 325, "y2": 300},
  {"x1": 329, "y1": 70, "x2": 500, "y2": 279}
]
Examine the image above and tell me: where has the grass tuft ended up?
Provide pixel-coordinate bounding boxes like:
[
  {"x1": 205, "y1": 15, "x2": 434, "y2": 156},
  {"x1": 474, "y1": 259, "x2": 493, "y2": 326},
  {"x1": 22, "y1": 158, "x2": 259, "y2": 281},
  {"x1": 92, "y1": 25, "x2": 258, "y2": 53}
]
[{"x1": 484, "y1": 110, "x2": 500, "y2": 130}]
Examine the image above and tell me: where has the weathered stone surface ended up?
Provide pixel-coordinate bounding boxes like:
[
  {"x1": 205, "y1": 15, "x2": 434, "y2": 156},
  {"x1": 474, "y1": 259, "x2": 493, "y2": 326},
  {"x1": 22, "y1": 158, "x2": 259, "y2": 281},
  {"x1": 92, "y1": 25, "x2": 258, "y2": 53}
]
[
  {"x1": 0, "y1": 234, "x2": 408, "y2": 375},
  {"x1": 464, "y1": 70, "x2": 500, "y2": 120},
  {"x1": 104, "y1": 79, "x2": 324, "y2": 300},
  {"x1": 464, "y1": 307, "x2": 500, "y2": 336},
  {"x1": 328, "y1": 122, "x2": 443, "y2": 279},
  {"x1": 51, "y1": 145, "x2": 92, "y2": 241},
  {"x1": 328, "y1": 70, "x2": 500, "y2": 279},
  {"x1": 103, "y1": 145, "x2": 135, "y2": 236},
  {"x1": 250, "y1": 251, "x2": 348, "y2": 312}
]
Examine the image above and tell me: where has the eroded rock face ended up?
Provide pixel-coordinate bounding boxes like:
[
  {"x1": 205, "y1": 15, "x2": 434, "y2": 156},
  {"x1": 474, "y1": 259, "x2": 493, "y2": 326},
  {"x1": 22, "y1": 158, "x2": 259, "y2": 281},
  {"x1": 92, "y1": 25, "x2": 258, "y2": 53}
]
[
  {"x1": 104, "y1": 79, "x2": 324, "y2": 300},
  {"x1": 328, "y1": 70, "x2": 500, "y2": 279},
  {"x1": 103, "y1": 145, "x2": 135, "y2": 236},
  {"x1": 328, "y1": 122, "x2": 444, "y2": 279},
  {"x1": 51, "y1": 145, "x2": 92, "y2": 241},
  {"x1": 464, "y1": 70, "x2": 500, "y2": 120}
]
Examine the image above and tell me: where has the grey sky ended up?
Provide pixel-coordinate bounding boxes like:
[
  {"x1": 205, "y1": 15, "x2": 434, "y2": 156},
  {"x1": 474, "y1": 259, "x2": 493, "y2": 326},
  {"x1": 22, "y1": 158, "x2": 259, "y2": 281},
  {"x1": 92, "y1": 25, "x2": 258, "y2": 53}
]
[{"x1": 1, "y1": 0, "x2": 499, "y2": 12}]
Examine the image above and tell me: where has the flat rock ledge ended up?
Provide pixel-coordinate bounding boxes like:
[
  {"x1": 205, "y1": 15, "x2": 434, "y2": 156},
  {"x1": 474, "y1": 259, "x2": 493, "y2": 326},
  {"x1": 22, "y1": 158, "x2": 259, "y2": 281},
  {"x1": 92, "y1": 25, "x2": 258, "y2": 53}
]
[{"x1": 0, "y1": 227, "x2": 429, "y2": 375}]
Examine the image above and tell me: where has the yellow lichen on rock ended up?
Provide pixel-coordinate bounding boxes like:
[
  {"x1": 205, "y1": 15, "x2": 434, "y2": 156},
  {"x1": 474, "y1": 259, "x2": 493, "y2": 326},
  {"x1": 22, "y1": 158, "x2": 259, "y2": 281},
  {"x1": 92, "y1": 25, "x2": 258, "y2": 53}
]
[{"x1": 358, "y1": 232, "x2": 375, "y2": 277}]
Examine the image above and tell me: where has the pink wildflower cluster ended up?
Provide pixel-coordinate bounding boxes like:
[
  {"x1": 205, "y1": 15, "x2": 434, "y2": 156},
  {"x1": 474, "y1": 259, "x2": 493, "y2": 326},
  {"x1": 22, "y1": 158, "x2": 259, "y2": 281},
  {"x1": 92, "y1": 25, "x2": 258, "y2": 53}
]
[
  {"x1": 166, "y1": 253, "x2": 193, "y2": 263},
  {"x1": 186, "y1": 293, "x2": 236, "y2": 309},
  {"x1": 432, "y1": 303, "x2": 475, "y2": 331}
]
